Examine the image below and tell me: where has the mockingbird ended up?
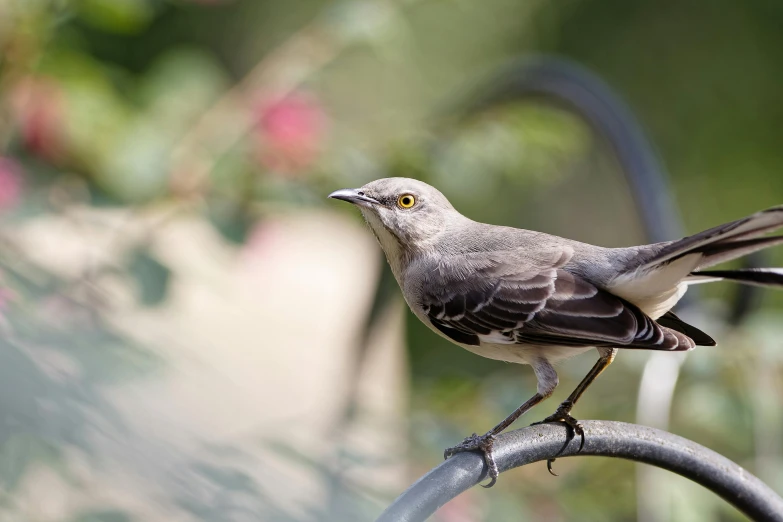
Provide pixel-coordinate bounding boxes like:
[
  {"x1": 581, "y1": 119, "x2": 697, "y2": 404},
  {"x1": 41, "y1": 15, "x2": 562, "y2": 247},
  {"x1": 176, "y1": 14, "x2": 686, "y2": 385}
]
[{"x1": 329, "y1": 177, "x2": 783, "y2": 486}]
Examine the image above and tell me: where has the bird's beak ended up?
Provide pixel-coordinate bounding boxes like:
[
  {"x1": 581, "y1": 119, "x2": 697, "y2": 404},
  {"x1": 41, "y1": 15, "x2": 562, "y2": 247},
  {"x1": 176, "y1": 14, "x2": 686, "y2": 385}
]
[{"x1": 328, "y1": 188, "x2": 381, "y2": 207}]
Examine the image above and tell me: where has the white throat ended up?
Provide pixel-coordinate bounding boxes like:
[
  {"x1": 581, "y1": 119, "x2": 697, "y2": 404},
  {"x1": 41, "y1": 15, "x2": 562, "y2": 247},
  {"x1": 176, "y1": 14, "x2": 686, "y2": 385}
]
[{"x1": 360, "y1": 209, "x2": 406, "y2": 282}]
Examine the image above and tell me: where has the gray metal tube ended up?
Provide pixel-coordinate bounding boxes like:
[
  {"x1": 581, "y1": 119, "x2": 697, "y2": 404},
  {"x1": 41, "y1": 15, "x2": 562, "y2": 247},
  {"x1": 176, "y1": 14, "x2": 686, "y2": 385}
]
[{"x1": 377, "y1": 421, "x2": 783, "y2": 522}]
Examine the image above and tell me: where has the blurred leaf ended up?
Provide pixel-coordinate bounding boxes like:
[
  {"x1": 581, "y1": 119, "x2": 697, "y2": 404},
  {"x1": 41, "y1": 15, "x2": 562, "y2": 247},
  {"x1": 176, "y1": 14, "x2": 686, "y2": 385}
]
[
  {"x1": 207, "y1": 200, "x2": 254, "y2": 244},
  {"x1": 128, "y1": 247, "x2": 171, "y2": 305},
  {"x1": 75, "y1": 0, "x2": 155, "y2": 34}
]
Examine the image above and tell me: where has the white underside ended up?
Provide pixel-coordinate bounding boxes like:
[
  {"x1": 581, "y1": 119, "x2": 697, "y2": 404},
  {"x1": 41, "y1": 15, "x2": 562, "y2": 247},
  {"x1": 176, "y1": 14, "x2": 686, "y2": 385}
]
[
  {"x1": 606, "y1": 254, "x2": 700, "y2": 319},
  {"x1": 462, "y1": 342, "x2": 595, "y2": 366}
]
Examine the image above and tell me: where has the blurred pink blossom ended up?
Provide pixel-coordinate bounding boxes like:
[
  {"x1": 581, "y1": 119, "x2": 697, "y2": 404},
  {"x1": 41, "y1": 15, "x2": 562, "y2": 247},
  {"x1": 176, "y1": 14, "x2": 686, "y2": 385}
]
[
  {"x1": 0, "y1": 157, "x2": 23, "y2": 211},
  {"x1": 253, "y1": 92, "x2": 327, "y2": 175},
  {"x1": 10, "y1": 77, "x2": 66, "y2": 161}
]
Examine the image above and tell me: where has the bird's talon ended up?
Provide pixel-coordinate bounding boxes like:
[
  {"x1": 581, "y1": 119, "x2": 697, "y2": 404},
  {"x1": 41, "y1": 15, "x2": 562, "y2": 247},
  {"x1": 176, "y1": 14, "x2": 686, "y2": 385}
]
[
  {"x1": 532, "y1": 408, "x2": 586, "y2": 452},
  {"x1": 547, "y1": 458, "x2": 558, "y2": 476},
  {"x1": 481, "y1": 476, "x2": 497, "y2": 488},
  {"x1": 444, "y1": 432, "x2": 500, "y2": 486}
]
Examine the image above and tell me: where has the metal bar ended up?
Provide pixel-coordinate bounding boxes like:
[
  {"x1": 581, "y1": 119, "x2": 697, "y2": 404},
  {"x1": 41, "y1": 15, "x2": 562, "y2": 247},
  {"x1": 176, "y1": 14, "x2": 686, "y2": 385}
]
[{"x1": 377, "y1": 421, "x2": 783, "y2": 522}]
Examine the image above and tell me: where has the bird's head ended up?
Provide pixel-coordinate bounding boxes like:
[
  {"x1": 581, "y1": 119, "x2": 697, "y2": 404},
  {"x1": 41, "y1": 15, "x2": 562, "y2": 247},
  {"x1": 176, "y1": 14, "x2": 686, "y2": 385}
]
[{"x1": 329, "y1": 177, "x2": 457, "y2": 255}]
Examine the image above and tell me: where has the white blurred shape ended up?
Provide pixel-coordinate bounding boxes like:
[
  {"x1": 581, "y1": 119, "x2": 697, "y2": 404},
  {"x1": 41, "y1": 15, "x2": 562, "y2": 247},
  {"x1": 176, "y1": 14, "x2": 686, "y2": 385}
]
[{"x1": 6, "y1": 207, "x2": 408, "y2": 520}]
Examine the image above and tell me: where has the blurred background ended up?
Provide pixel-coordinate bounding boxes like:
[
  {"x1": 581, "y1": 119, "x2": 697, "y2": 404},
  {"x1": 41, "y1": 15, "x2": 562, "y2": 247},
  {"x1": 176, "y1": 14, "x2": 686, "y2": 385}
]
[{"x1": 1, "y1": 0, "x2": 783, "y2": 520}]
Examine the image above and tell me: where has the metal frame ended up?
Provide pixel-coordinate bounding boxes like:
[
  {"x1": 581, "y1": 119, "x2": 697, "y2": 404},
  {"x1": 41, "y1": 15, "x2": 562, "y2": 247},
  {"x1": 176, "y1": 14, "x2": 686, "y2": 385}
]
[{"x1": 377, "y1": 421, "x2": 783, "y2": 522}]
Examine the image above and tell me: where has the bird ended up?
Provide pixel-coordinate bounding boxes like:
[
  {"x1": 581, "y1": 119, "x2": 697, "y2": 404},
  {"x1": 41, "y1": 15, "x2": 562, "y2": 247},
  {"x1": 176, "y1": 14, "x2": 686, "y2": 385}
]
[{"x1": 328, "y1": 177, "x2": 783, "y2": 487}]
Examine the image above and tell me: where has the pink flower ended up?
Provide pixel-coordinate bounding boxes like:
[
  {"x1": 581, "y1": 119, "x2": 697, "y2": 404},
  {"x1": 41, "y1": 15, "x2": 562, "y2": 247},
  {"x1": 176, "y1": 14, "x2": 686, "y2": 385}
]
[
  {"x1": 10, "y1": 77, "x2": 66, "y2": 161},
  {"x1": 254, "y1": 92, "x2": 327, "y2": 175},
  {"x1": 0, "y1": 157, "x2": 23, "y2": 211}
]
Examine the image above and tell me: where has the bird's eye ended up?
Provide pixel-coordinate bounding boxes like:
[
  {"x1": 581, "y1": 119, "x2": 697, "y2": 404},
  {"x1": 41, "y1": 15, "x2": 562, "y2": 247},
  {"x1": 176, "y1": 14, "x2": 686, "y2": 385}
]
[{"x1": 397, "y1": 194, "x2": 416, "y2": 209}]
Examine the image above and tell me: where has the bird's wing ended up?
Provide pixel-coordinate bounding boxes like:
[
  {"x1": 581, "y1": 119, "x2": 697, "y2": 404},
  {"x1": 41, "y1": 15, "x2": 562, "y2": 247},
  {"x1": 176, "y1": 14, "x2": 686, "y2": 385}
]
[
  {"x1": 420, "y1": 258, "x2": 693, "y2": 351},
  {"x1": 656, "y1": 311, "x2": 716, "y2": 346}
]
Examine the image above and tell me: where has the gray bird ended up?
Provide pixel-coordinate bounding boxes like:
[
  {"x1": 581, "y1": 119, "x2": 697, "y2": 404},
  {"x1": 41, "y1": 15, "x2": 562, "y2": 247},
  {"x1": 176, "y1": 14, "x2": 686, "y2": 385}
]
[{"x1": 329, "y1": 177, "x2": 783, "y2": 486}]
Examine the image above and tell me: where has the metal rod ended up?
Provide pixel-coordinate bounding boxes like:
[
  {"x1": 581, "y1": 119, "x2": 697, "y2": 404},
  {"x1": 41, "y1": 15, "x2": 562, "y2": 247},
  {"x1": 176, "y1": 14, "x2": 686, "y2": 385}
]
[{"x1": 377, "y1": 421, "x2": 783, "y2": 522}]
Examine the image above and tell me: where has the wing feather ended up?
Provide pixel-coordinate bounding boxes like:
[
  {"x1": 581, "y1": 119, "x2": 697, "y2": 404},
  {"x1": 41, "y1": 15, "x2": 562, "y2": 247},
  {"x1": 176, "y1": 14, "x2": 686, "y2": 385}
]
[{"x1": 420, "y1": 258, "x2": 693, "y2": 352}]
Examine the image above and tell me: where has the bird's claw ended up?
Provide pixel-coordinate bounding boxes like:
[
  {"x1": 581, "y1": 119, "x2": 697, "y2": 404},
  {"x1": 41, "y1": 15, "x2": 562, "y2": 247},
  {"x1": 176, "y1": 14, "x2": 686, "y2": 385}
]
[
  {"x1": 530, "y1": 404, "x2": 585, "y2": 476},
  {"x1": 444, "y1": 432, "x2": 499, "y2": 487},
  {"x1": 531, "y1": 402, "x2": 586, "y2": 451}
]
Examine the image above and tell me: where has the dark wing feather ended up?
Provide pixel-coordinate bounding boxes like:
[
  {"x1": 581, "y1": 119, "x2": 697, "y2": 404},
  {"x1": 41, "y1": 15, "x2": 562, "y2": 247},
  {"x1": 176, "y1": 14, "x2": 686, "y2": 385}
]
[
  {"x1": 656, "y1": 311, "x2": 716, "y2": 346},
  {"x1": 421, "y1": 261, "x2": 693, "y2": 351}
]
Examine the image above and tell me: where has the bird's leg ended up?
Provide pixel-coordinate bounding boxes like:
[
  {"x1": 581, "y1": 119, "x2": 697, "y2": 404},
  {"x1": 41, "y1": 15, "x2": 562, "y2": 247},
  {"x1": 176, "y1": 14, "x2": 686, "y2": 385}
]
[
  {"x1": 444, "y1": 359, "x2": 558, "y2": 487},
  {"x1": 533, "y1": 347, "x2": 617, "y2": 449}
]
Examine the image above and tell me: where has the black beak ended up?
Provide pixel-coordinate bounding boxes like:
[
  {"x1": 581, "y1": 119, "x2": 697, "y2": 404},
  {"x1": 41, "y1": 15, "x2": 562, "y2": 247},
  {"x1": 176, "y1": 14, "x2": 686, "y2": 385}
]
[{"x1": 328, "y1": 188, "x2": 381, "y2": 207}]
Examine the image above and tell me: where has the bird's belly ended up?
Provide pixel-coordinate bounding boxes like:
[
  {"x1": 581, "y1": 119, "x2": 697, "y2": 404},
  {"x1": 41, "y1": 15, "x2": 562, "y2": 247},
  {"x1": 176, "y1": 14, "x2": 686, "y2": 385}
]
[{"x1": 460, "y1": 342, "x2": 594, "y2": 366}]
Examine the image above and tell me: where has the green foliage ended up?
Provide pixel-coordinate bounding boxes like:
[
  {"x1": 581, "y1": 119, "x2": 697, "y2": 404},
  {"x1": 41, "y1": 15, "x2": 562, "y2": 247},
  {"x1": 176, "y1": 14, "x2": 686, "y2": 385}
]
[
  {"x1": 74, "y1": 0, "x2": 157, "y2": 34},
  {"x1": 128, "y1": 247, "x2": 171, "y2": 305}
]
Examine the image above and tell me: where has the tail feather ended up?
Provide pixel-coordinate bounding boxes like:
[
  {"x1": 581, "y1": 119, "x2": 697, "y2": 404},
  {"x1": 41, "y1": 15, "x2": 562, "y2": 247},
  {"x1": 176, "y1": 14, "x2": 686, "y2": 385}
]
[
  {"x1": 640, "y1": 205, "x2": 783, "y2": 270},
  {"x1": 696, "y1": 235, "x2": 783, "y2": 269},
  {"x1": 687, "y1": 268, "x2": 783, "y2": 289},
  {"x1": 611, "y1": 206, "x2": 783, "y2": 311}
]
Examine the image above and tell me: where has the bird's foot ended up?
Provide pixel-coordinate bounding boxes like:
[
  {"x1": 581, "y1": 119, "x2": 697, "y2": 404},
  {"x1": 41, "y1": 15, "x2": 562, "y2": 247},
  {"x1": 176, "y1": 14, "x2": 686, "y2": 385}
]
[
  {"x1": 531, "y1": 401, "x2": 585, "y2": 451},
  {"x1": 443, "y1": 432, "x2": 499, "y2": 488},
  {"x1": 530, "y1": 402, "x2": 585, "y2": 476}
]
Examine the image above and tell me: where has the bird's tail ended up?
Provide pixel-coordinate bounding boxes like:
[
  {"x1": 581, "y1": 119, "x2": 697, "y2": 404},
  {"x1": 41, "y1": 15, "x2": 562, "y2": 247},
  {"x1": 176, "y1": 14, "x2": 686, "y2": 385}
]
[
  {"x1": 609, "y1": 206, "x2": 783, "y2": 312},
  {"x1": 640, "y1": 205, "x2": 783, "y2": 271},
  {"x1": 686, "y1": 268, "x2": 783, "y2": 288}
]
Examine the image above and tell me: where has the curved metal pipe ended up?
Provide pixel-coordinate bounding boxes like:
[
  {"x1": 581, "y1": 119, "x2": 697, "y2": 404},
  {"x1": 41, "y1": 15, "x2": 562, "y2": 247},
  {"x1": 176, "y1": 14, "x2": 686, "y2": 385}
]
[{"x1": 377, "y1": 421, "x2": 783, "y2": 522}]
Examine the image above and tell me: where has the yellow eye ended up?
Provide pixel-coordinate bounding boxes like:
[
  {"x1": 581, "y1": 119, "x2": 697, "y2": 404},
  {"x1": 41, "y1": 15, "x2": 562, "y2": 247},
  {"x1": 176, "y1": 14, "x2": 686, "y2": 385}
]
[{"x1": 397, "y1": 194, "x2": 416, "y2": 209}]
